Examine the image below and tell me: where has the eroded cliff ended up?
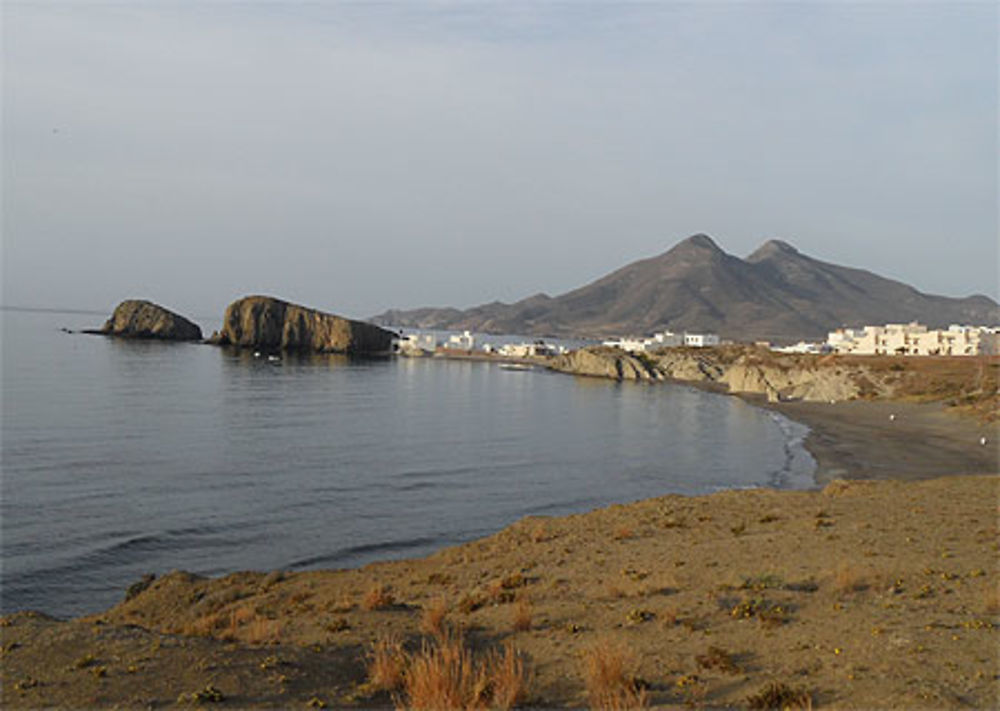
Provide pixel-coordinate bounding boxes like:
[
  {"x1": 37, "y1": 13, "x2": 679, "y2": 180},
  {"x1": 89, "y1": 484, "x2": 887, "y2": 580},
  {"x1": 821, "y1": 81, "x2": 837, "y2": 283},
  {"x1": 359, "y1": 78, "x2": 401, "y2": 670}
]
[{"x1": 550, "y1": 345, "x2": 888, "y2": 403}]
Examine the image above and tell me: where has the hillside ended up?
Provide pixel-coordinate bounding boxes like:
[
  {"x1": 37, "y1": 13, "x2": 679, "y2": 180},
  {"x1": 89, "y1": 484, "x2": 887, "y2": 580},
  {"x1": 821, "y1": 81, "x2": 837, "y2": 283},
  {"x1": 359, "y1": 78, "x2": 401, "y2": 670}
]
[{"x1": 372, "y1": 235, "x2": 999, "y2": 342}]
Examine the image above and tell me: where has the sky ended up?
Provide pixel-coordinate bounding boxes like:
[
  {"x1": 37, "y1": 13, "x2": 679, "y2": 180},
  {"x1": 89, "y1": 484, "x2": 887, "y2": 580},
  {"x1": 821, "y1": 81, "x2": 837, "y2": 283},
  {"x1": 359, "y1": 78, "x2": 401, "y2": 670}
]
[{"x1": 2, "y1": 1, "x2": 997, "y2": 320}]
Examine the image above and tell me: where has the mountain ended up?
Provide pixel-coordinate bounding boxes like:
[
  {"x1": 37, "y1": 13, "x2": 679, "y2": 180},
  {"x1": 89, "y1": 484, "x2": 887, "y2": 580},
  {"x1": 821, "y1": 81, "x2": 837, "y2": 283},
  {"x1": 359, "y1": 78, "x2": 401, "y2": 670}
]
[{"x1": 371, "y1": 235, "x2": 1000, "y2": 342}]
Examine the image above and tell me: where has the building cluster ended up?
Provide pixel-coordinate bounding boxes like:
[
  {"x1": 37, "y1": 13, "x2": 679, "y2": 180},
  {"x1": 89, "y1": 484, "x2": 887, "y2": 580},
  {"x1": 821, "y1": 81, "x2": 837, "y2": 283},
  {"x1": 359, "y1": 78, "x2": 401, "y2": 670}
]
[
  {"x1": 826, "y1": 322, "x2": 999, "y2": 356},
  {"x1": 770, "y1": 322, "x2": 1000, "y2": 356},
  {"x1": 393, "y1": 330, "x2": 569, "y2": 358},
  {"x1": 395, "y1": 321, "x2": 1000, "y2": 360},
  {"x1": 601, "y1": 330, "x2": 720, "y2": 353}
]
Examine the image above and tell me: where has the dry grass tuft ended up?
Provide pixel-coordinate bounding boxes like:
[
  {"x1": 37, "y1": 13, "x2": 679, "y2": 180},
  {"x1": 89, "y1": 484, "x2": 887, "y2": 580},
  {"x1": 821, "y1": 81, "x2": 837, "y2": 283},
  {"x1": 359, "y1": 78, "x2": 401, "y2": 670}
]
[
  {"x1": 613, "y1": 526, "x2": 634, "y2": 541},
  {"x1": 362, "y1": 584, "x2": 395, "y2": 611},
  {"x1": 402, "y1": 631, "x2": 528, "y2": 711},
  {"x1": 485, "y1": 642, "x2": 529, "y2": 710},
  {"x1": 582, "y1": 639, "x2": 649, "y2": 710},
  {"x1": 367, "y1": 633, "x2": 407, "y2": 692},
  {"x1": 225, "y1": 605, "x2": 256, "y2": 638},
  {"x1": 328, "y1": 595, "x2": 355, "y2": 613},
  {"x1": 421, "y1": 596, "x2": 450, "y2": 640},
  {"x1": 530, "y1": 522, "x2": 549, "y2": 543},
  {"x1": 244, "y1": 616, "x2": 282, "y2": 645},
  {"x1": 512, "y1": 596, "x2": 533, "y2": 632},
  {"x1": 405, "y1": 633, "x2": 484, "y2": 710},
  {"x1": 695, "y1": 645, "x2": 741, "y2": 674},
  {"x1": 181, "y1": 613, "x2": 222, "y2": 637},
  {"x1": 984, "y1": 586, "x2": 1000, "y2": 615},
  {"x1": 832, "y1": 562, "x2": 868, "y2": 594},
  {"x1": 746, "y1": 680, "x2": 812, "y2": 710},
  {"x1": 457, "y1": 592, "x2": 484, "y2": 615}
]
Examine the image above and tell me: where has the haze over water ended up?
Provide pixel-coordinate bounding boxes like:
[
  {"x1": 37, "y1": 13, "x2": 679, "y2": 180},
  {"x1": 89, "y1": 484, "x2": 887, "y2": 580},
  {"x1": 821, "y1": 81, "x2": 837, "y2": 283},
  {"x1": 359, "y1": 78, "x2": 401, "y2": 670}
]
[{"x1": 1, "y1": 309, "x2": 814, "y2": 618}]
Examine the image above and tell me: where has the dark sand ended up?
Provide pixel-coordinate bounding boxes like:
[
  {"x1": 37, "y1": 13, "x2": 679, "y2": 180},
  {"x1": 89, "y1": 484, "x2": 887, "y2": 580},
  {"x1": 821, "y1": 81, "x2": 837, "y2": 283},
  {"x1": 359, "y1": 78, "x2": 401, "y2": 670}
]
[{"x1": 763, "y1": 399, "x2": 999, "y2": 483}]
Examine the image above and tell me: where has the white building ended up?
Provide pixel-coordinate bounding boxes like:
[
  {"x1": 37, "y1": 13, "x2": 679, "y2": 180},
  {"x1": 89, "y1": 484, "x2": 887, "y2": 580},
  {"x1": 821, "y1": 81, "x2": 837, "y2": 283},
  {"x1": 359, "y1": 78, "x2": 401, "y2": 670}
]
[
  {"x1": 683, "y1": 333, "x2": 721, "y2": 348},
  {"x1": 498, "y1": 340, "x2": 560, "y2": 358},
  {"x1": 828, "y1": 322, "x2": 1000, "y2": 356},
  {"x1": 601, "y1": 336, "x2": 653, "y2": 353},
  {"x1": 394, "y1": 332, "x2": 437, "y2": 355},
  {"x1": 772, "y1": 341, "x2": 830, "y2": 354},
  {"x1": 651, "y1": 331, "x2": 684, "y2": 348},
  {"x1": 603, "y1": 330, "x2": 718, "y2": 352},
  {"x1": 446, "y1": 330, "x2": 475, "y2": 351}
]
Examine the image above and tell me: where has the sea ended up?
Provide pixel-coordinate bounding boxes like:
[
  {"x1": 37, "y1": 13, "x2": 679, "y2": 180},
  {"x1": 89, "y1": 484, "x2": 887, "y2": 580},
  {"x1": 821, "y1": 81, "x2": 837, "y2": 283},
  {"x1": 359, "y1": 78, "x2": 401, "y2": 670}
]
[{"x1": 0, "y1": 308, "x2": 815, "y2": 618}]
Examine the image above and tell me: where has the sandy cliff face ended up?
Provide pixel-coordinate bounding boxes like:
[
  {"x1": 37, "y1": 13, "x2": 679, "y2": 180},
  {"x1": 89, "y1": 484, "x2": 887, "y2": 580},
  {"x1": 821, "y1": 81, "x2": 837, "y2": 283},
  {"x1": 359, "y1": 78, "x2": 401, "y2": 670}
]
[
  {"x1": 549, "y1": 347, "x2": 662, "y2": 381},
  {"x1": 212, "y1": 296, "x2": 395, "y2": 355},
  {"x1": 552, "y1": 346, "x2": 880, "y2": 403},
  {"x1": 99, "y1": 300, "x2": 203, "y2": 341}
]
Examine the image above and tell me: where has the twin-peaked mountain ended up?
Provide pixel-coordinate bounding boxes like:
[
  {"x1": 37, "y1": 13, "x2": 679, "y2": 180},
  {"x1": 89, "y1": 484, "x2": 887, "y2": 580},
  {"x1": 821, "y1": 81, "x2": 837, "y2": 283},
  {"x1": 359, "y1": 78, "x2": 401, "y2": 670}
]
[{"x1": 372, "y1": 234, "x2": 999, "y2": 342}]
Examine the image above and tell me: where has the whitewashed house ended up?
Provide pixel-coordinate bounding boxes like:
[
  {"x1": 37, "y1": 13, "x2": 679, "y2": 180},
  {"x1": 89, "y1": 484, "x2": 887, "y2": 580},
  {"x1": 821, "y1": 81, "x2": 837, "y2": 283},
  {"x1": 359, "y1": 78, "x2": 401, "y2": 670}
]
[
  {"x1": 683, "y1": 333, "x2": 720, "y2": 348},
  {"x1": 447, "y1": 330, "x2": 475, "y2": 351},
  {"x1": 604, "y1": 330, "x2": 717, "y2": 352},
  {"x1": 772, "y1": 341, "x2": 830, "y2": 354},
  {"x1": 827, "y1": 322, "x2": 1000, "y2": 356},
  {"x1": 498, "y1": 341, "x2": 559, "y2": 357},
  {"x1": 394, "y1": 332, "x2": 437, "y2": 355},
  {"x1": 651, "y1": 331, "x2": 684, "y2": 347},
  {"x1": 601, "y1": 336, "x2": 652, "y2": 353}
]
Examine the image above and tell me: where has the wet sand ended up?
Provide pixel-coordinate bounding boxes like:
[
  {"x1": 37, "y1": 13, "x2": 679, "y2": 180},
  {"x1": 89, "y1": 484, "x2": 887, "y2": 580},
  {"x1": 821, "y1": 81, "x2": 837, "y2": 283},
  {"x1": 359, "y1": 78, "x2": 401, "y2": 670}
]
[{"x1": 764, "y1": 398, "x2": 999, "y2": 483}]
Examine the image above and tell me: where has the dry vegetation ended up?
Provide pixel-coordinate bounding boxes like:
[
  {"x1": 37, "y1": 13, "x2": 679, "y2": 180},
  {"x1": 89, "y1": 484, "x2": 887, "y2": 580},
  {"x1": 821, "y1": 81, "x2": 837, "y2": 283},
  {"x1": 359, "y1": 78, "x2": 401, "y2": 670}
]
[
  {"x1": 652, "y1": 345, "x2": 999, "y2": 421},
  {"x1": 364, "y1": 628, "x2": 528, "y2": 711},
  {"x1": 582, "y1": 639, "x2": 649, "y2": 710},
  {"x1": 2, "y1": 475, "x2": 998, "y2": 709},
  {"x1": 843, "y1": 353, "x2": 1000, "y2": 420}
]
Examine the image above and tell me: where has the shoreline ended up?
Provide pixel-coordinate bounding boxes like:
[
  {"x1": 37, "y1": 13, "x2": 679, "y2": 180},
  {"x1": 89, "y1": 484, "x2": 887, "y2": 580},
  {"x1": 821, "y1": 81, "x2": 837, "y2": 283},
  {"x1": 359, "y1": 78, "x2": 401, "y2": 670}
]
[
  {"x1": 431, "y1": 346, "x2": 999, "y2": 487},
  {"x1": 4, "y1": 352, "x2": 999, "y2": 708},
  {"x1": 432, "y1": 348, "x2": 1000, "y2": 486},
  {"x1": 762, "y1": 397, "x2": 998, "y2": 484},
  {"x1": 5, "y1": 474, "x2": 997, "y2": 708}
]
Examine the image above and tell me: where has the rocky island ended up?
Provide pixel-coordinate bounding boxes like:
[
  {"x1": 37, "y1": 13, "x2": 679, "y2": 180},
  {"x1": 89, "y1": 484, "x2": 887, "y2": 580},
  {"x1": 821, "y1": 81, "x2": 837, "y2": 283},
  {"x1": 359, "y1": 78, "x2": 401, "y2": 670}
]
[
  {"x1": 208, "y1": 296, "x2": 395, "y2": 355},
  {"x1": 90, "y1": 300, "x2": 203, "y2": 341}
]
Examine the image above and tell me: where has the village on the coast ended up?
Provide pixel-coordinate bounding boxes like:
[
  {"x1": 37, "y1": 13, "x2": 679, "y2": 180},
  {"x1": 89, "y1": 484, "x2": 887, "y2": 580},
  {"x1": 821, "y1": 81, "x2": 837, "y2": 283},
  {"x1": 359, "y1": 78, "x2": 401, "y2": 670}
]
[{"x1": 394, "y1": 321, "x2": 1000, "y2": 359}]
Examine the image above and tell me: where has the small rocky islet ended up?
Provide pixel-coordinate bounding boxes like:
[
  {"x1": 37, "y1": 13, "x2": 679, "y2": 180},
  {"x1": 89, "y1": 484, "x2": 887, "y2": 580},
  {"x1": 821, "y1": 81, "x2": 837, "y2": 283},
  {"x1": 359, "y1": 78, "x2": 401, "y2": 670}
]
[
  {"x1": 86, "y1": 296, "x2": 396, "y2": 355},
  {"x1": 87, "y1": 299, "x2": 204, "y2": 341}
]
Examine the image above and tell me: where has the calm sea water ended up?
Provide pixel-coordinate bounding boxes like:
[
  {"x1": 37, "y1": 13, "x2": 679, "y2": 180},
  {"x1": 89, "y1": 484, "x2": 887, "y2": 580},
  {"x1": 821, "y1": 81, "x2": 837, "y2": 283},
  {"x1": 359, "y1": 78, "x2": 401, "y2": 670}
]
[{"x1": 1, "y1": 309, "x2": 814, "y2": 618}]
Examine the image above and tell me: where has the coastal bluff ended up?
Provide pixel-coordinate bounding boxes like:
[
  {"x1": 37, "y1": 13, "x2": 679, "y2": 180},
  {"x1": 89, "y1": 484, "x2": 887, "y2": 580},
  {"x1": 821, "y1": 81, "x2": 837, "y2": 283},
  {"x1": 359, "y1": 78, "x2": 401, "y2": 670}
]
[
  {"x1": 209, "y1": 295, "x2": 395, "y2": 355},
  {"x1": 93, "y1": 300, "x2": 203, "y2": 341},
  {"x1": 549, "y1": 347, "x2": 662, "y2": 382},
  {"x1": 549, "y1": 345, "x2": 873, "y2": 403}
]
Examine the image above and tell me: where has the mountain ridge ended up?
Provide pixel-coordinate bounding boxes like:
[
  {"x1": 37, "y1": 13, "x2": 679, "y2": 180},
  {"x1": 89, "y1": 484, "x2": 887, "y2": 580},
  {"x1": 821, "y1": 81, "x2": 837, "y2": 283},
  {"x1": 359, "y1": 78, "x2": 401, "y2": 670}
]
[{"x1": 372, "y1": 235, "x2": 999, "y2": 342}]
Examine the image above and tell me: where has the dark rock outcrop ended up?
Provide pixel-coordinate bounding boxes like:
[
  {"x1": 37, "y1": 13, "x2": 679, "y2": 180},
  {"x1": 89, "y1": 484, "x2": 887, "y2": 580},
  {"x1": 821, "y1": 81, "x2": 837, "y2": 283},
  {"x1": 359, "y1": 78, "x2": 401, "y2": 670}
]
[
  {"x1": 96, "y1": 300, "x2": 203, "y2": 341},
  {"x1": 210, "y1": 295, "x2": 394, "y2": 355}
]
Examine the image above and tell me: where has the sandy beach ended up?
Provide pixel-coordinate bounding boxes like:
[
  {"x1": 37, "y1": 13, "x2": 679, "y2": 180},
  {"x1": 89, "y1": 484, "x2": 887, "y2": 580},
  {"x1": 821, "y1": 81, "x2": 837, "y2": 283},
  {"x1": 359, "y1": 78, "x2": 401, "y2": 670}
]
[
  {"x1": 3, "y1": 387, "x2": 999, "y2": 709},
  {"x1": 765, "y1": 398, "x2": 998, "y2": 484}
]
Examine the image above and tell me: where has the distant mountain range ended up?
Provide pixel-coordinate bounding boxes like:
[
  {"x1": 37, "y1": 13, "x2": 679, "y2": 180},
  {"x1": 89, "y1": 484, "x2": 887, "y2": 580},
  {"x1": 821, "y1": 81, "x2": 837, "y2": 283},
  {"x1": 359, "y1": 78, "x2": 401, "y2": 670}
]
[{"x1": 371, "y1": 234, "x2": 999, "y2": 342}]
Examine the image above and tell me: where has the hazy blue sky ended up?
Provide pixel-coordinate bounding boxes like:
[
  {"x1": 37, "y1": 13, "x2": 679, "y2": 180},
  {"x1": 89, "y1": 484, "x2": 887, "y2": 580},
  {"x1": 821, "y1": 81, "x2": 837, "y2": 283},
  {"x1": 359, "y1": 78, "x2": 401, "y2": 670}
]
[{"x1": 3, "y1": 1, "x2": 997, "y2": 320}]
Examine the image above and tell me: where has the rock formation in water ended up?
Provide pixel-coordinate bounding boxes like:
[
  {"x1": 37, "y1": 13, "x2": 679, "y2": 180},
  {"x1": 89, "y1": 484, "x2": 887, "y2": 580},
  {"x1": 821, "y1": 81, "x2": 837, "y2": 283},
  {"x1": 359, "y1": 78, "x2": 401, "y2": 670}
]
[
  {"x1": 210, "y1": 295, "x2": 395, "y2": 355},
  {"x1": 95, "y1": 300, "x2": 203, "y2": 341}
]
